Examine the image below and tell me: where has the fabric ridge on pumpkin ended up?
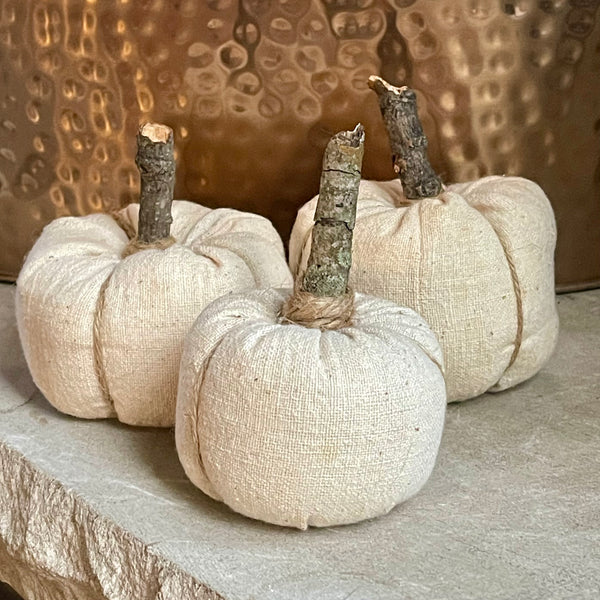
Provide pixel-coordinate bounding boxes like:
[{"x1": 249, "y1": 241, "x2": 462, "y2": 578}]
[
  {"x1": 175, "y1": 288, "x2": 446, "y2": 529},
  {"x1": 289, "y1": 176, "x2": 559, "y2": 402},
  {"x1": 16, "y1": 200, "x2": 292, "y2": 427}
]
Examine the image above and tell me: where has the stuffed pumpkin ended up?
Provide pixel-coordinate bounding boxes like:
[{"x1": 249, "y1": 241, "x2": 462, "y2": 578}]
[
  {"x1": 176, "y1": 126, "x2": 446, "y2": 528},
  {"x1": 16, "y1": 123, "x2": 292, "y2": 426},
  {"x1": 290, "y1": 77, "x2": 558, "y2": 402}
]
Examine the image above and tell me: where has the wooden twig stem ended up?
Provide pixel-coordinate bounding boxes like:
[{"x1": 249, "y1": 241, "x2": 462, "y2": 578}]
[
  {"x1": 281, "y1": 125, "x2": 364, "y2": 330},
  {"x1": 302, "y1": 124, "x2": 365, "y2": 298},
  {"x1": 368, "y1": 75, "x2": 442, "y2": 199},
  {"x1": 135, "y1": 123, "x2": 176, "y2": 244}
]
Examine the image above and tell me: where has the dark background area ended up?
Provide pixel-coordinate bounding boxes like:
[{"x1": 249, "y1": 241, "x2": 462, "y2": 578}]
[{"x1": 0, "y1": 581, "x2": 24, "y2": 600}]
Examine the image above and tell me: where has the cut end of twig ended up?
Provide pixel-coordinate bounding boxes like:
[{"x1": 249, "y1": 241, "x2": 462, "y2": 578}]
[
  {"x1": 139, "y1": 122, "x2": 172, "y2": 144},
  {"x1": 369, "y1": 74, "x2": 443, "y2": 199},
  {"x1": 368, "y1": 75, "x2": 403, "y2": 96},
  {"x1": 322, "y1": 123, "x2": 365, "y2": 181},
  {"x1": 334, "y1": 123, "x2": 365, "y2": 148}
]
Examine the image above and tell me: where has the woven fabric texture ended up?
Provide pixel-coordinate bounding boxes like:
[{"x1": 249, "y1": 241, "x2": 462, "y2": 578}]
[
  {"x1": 175, "y1": 288, "x2": 446, "y2": 529},
  {"x1": 16, "y1": 200, "x2": 292, "y2": 427},
  {"x1": 290, "y1": 176, "x2": 559, "y2": 402}
]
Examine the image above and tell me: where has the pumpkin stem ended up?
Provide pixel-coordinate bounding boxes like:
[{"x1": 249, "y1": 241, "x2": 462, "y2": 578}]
[
  {"x1": 368, "y1": 75, "x2": 443, "y2": 199},
  {"x1": 135, "y1": 123, "x2": 176, "y2": 244},
  {"x1": 281, "y1": 124, "x2": 364, "y2": 329},
  {"x1": 302, "y1": 124, "x2": 365, "y2": 298}
]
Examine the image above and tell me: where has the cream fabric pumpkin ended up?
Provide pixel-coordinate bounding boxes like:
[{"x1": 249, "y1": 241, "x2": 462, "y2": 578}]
[
  {"x1": 175, "y1": 288, "x2": 446, "y2": 529},
  {"x1": 290, "y1": 176, "x2": 559, "y2": 402},
  {"x1": 16, "y1": 200, "x2": 292, "y2": 427}
]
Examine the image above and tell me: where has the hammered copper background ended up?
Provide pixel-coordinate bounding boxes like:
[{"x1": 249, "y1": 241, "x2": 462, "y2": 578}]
[{"x1": 1, "y1": 0, "x2": 599, "y2": 288}]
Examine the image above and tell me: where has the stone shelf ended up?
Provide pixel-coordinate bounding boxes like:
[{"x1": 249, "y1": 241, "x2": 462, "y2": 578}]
[{"x1": 0, "y1": 283, "x2": 599, "y2": 599}]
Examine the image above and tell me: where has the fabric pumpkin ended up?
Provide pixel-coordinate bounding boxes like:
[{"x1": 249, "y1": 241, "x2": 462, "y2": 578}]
[
  {"x1": 176, "y1": 126, "x2": 446, "y2": 529},
  {"x1": 16, "y1": 200, "x2": 292, "y2": 426},
  {"x1": 175, "y1": 287, "x2": 446, "y2": 529},
  {"x1": 290, "y1": 176, "x2": 559, "y2": 402}
]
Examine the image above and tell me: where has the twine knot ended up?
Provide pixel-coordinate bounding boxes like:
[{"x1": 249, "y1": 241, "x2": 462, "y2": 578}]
[
  {"x1": 111, "y1": 210, "x2": 176, "y2": 258},
  {"x1": 281, "y1": 288, "x2": 355, "y2": 330},
  {"x1": 121, "y1": 236, "x2": 176, "y2": 258}
]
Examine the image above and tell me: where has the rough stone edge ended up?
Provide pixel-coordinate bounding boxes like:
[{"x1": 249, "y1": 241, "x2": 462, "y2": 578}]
[{"x1": 0, "y1": 441, "x2": 226, "y2": 600}]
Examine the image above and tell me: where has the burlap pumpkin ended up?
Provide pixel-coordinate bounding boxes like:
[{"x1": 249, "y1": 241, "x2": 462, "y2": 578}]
[
  {"x1": 175, "y1": 288, "x2": 446, "y2": 529},
  {"x1": 290, "y1": 176, "x2": 558, "y2": 402},
  {"x1": 16, "y1": 200, "x2": 292, "y2": 426},
  {"x1": 291, "y1": 77, "x2": 558, "y2": 403},
  {"x1": 175, "y1": 126, "x2": 446, "y2": 529}
]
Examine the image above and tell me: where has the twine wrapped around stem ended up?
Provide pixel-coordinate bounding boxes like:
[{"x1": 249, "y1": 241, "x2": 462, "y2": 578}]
[{"x1": 281, "y1": 288, "x2": 355, "y2": 330}]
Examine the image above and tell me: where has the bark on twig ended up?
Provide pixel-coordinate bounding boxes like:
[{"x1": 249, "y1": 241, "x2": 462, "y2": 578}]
[
  {"x1": 135, "y1": 123, "x2": 176, "y2": 244},
  {"x1": 302, "y1": 124, "x2": 365, "y2": 297},
  {"x1": 368, "y1": 75, "x2": 442, "y2": 199}
]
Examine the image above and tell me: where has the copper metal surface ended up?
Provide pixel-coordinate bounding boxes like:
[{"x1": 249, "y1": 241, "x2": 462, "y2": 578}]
[{"x1": 1, "y1": 0, "x2": 599, "y2": 288}]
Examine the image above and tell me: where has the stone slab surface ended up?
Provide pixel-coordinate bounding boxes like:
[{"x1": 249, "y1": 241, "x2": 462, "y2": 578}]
[{"x1": 0, "y1": 282, "x2": 599, "y2": 600}]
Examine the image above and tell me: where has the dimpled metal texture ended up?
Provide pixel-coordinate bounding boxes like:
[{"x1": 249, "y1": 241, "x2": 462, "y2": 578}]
[{"x1": 0, "y1": 0, "x2": 599, "y2": 288}]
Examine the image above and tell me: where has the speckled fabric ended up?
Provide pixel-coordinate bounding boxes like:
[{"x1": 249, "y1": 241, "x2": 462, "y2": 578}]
[
  {"x1": 16, "y1": 200, "x2": 292, "y2": 427},
  {"x1": 176, "y1": 288, "x2": 446, "y2": 529},
  {"x1": 290, "y1": 176, "x2": 559, "y2": 402}
]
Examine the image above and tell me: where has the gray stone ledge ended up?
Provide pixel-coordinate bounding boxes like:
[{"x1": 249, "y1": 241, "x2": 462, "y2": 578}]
[{"x1": 1, "y1": 283, "x2": 599, "y2": 599}]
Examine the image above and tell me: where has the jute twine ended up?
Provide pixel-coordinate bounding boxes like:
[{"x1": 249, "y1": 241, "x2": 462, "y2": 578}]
[
  {"x1": 109, "y1": 210, "x2": 137, "y2": 240},
  {"x1": 281, "y1": 288, "x2": 355, "y2": 330},
  {"x1": 121, "y1": 236, "x2": 176, "y2": 258},
  {"x1": 92, "y1": 272, "x2": 115, "y2": 410},
  {"x1": 503, "y1": 247, "x2": 524, "y2": 371},
  {"x1": 110, "y1": 211, "x2": 176, "y2": 257},
  {"x1": 92, "y1": 214, "x2": 176, "y2": 410}
]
